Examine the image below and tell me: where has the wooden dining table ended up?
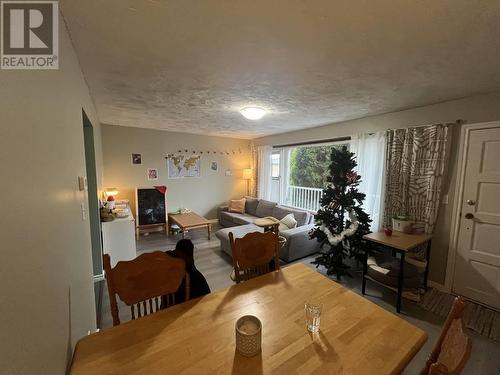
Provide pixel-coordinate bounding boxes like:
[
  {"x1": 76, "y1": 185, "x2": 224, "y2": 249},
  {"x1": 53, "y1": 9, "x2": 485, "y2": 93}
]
[{"x1": 71, "y1": 264, "x2": 427, "y2": 374}]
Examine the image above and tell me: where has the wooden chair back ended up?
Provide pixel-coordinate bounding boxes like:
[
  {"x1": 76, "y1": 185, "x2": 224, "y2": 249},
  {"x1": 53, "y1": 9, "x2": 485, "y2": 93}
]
[
  {"x1": 420, "y1": 296, "x2": 472, "y2": 375},
  {"x1": 103, "y1": 251, "x2": 190, "y2": 326},
  {"x1": 229, "y1": 231, "x2": 280, "y2": 283}
]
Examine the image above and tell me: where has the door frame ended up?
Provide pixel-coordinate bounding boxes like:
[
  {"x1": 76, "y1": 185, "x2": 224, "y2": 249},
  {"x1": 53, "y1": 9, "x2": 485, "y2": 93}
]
[{"x1": 445, "y1": 120, "x2": 500, "y2": 293}]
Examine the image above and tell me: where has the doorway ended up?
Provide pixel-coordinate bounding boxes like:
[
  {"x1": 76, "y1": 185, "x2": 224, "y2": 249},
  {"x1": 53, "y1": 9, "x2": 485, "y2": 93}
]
[
  {"x1": 451, "y1": 122, "x2": 500, "y2": 310},
  {"x1": 82, "y1": 110, "x2": 104, "y2": 324}
]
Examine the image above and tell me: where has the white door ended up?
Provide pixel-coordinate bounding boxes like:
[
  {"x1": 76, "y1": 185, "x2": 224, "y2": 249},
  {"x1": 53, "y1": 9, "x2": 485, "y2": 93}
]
[{"x1": 453, "y1": 125, "x2": 500, "y2": 309}]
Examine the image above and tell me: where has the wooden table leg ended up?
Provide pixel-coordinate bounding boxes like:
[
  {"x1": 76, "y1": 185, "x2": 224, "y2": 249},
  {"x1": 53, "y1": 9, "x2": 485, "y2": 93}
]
[
  {"x1": 182, "y1": 228, "x2": 186, "y2": 239},
  {"x1": 207, "y1": 223, "x2": 211, "y2": 240},
  {"x1": 362, "y1": 248, "x2": 369, "y2": 295},
  {"x1": 397, "y1": 251, "x2": 405, "y2": 313},
  {"x1": 423, "y1": 240, "x2": 431, "y2": 290}
]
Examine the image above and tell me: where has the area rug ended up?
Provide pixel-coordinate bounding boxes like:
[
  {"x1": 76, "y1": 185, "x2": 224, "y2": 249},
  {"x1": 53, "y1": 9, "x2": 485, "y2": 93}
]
[{"x1": 418, "y1": 288, "x2": 500, "y2": 342}]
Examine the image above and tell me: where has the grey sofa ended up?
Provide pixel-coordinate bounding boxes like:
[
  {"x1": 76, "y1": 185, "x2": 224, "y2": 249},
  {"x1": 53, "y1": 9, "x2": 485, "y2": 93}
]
[{"x1": 215, "y1": 197, "x2": 320, "y2": 262}]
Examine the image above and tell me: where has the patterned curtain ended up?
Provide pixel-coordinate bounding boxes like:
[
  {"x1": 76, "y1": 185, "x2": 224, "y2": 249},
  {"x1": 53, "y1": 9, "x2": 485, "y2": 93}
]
[
  {"x1": 250, "y1": 146, "x2": 258, "y2": 197},
  {"x1": 383, "y1": 124, "x2": 449, "y2": 234}
]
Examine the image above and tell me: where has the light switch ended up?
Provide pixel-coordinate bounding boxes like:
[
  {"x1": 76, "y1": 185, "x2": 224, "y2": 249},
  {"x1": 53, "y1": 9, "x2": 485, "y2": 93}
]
[
  {"x1": 442, "y1": 194, "x2": 449, "y2": 205},
  {"x1": 78, "y1": 176, "x2": 87, "y2": 191}
]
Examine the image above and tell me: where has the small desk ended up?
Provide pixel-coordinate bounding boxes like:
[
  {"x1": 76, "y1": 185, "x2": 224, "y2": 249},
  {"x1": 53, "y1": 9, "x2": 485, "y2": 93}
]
[
  {"x1": 362, "y1": 231, "x2": 432, "y2": 313},
  {"x1": 71, "y1": 264, "x2": 426, "y2": 374},
  {"x1": 168, "y1": 212, "x2": 211, "y2": 240}
]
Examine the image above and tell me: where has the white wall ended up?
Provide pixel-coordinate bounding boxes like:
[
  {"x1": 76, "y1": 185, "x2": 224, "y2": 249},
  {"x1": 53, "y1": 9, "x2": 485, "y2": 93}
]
[
  {"x1": 254, "y1": 92, "x2": 500, "y2": 284},
  {"x1": 101, "y1": 125, "x2": 252, "y2": 220},
  {"x1": 0, "y1": 15, "x2": 102, "y2": 374}
]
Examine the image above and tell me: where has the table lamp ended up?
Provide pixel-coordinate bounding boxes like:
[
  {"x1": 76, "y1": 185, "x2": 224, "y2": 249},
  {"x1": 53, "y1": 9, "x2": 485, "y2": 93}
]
[
  {"x1": 105, "y1": 187, "x2": 119, "y2": 209},
  {"x1": 242, "y1": 169, "x2": 253, "y2": 196}
]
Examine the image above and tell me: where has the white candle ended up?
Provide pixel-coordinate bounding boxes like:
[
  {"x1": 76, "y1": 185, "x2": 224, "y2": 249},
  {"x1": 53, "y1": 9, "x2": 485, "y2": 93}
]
[{"x1": 239, "y1": 320, "x2": 258, "y2": 334}]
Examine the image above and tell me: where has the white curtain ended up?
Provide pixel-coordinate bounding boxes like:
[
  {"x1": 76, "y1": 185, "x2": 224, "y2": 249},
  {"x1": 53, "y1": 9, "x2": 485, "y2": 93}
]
[
  {"x1": 279, "y1": 148, "x2": 291, "y2": 206},
  {"x1": 351, "y1": 132, "x2": 386, "y2": 232},
  {"x1": 257, "y1": 145, "x2": 273, "y2": 200}
]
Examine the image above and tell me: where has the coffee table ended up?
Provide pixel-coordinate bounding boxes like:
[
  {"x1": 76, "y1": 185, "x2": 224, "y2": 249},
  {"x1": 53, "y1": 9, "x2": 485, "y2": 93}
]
[{"x1": 168, "y1": 212, "x2": 211, "y2": 240}]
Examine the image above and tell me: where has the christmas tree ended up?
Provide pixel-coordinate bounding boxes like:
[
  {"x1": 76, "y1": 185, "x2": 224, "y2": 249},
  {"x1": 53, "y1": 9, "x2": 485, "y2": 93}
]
[{"x1": 310, "y1": 146, "x2": 371, "y2": 280}]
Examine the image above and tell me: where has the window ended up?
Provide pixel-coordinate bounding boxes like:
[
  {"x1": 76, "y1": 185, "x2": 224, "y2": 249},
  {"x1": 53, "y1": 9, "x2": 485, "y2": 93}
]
[
  {"x1": 271, "y1": 152, "x2": 280, "y2": 178},
  {"x1": 289, "y1": 143, "x2": 349, "y2": 189},
  {"x1": 285, "y1": 142, "x2": 350, "y2": 211}
]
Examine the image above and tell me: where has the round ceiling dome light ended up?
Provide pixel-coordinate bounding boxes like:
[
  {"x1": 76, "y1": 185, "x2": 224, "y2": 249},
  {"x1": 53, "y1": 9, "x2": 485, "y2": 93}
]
[{"x1": 240, "y1": 107, "x2": 267, "y2": 120}]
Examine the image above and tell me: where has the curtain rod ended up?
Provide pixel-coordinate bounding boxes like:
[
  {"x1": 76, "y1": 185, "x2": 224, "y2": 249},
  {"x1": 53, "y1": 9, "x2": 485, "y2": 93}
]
[
  {"x1": 392, "y1": 119, "x2": 464, "y2": 131},
  {"x1": 271, "y1": 120, "x2": 463, "y2": 149},
  {"x1": 272, "y1": 136, "x2": 351, "y2": 149}
]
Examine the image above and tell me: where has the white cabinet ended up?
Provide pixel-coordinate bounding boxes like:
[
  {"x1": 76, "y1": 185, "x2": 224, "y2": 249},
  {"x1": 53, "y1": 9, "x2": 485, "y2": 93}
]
[{"x1": 102, "y1": 213, "x2": 137, "y2": 267}]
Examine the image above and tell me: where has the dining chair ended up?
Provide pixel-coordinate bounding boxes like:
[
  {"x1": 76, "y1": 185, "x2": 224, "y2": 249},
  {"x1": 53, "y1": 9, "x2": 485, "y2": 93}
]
[
  {"x1": 103, "y1": 251, "x2": 190, "y2": 326},
  {"x1": 229, "y1": 231, "x2": 280, "y2": 283},
  {"x1": 420, "y1": 296, "x2": 472, "y2": 375}
]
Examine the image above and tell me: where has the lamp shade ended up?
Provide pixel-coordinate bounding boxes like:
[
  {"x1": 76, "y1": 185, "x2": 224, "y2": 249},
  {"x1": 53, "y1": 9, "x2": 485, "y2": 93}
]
[
  {"x1": 105, "y1": 187, "x2": 119, "y2": 197},
  {"x1": 242, "y1": 169, "x2": 253, "y2": 180}
]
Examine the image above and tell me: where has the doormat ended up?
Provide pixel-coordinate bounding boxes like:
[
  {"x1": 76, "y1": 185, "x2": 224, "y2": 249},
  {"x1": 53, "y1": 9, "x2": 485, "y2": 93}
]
[{"x1": 418, "y1": 288, "x2": 500, "y2": 343}]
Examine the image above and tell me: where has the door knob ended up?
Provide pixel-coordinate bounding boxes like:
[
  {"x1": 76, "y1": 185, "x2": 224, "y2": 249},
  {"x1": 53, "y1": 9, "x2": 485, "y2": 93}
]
[
  {"x1": 466, "y1": 199, "x2": 476, "y2": 205},
  {"x1": 464, "y1": 213, "x2": 474, "y2": 219}
]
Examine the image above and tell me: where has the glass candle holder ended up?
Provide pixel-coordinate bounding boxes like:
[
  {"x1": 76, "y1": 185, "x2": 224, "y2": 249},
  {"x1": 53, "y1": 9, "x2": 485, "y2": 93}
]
[
  {"x1": 235, "y1": 315, "x2": 262, "y2": 357},
  {"x1": 305, "y1": 302, "x2": 322, "y2": 333}
]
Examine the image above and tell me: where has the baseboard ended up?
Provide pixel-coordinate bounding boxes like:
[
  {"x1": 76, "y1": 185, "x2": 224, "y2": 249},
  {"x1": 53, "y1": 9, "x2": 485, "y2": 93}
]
[{"x1": 428, "y1": 280, "x2": 446, "y2": 291}]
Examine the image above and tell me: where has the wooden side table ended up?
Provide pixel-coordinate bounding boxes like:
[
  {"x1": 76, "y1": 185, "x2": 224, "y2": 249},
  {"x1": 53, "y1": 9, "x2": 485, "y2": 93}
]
[
  {"x1": 362, "y1": 231, "x2": 432, "y2": 313},
  {"x1": 254, "y1": 217, "x2": 280, "y2": 234}
]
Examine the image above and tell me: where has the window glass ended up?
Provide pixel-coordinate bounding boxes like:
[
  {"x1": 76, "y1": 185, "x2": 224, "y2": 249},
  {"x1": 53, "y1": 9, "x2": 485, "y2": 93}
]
[
  {"x1": 289, "y1": 143, "x2": 349, "y2": 188},
  {"x1": 271, "y1": 152, "x2": 280, "y2": 178}
]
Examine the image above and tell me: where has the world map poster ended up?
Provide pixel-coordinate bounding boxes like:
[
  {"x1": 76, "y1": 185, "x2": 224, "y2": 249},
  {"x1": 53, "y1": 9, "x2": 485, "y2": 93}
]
[{"x1": 167, "y1": 154, "x2": 201, "y2": 178}]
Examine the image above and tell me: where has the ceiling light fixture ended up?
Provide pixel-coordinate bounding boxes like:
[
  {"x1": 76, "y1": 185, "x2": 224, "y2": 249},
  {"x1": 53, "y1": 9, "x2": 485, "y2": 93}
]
[{"x1": 240, "y1": 107, "x2": 267, "y2": 120}]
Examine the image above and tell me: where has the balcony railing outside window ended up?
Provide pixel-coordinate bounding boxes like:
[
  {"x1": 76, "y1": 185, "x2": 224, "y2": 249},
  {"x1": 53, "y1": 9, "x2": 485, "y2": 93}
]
[{"x1": 285, "y1": 185, "x2": 323, "y2": 212}]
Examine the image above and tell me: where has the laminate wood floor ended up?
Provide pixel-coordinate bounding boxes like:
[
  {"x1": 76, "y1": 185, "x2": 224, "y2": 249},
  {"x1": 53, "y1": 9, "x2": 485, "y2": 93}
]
[{"x1": 98, "y1": 225, "x2": 500, "y2": 375}]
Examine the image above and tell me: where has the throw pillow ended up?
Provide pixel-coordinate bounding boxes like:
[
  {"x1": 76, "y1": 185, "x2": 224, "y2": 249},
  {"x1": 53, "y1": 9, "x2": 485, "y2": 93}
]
[
  {"x1": 278, "y1": 213, "x2": 297, "y2": 232},
  {"x1": 244, "y1": 196, "x2": 259, "y2": 216},
  {"x1": 229, "y1": 198, "x2": 246, "y2": 214},
  {"x1": 255, "y1": 199, "x2": 277, "y2": 217}
]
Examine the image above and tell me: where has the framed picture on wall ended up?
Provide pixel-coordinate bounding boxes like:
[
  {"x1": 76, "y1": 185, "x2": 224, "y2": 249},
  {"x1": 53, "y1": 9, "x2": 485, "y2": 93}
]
[
  {"x1": 147, "y1": 168, "x2": 158, "y2": 180},
  {"x1": 211, "y1": 161, "x2": 218, "y2": 171},
  {"x1": 132, "y1": 153, "x2": 142, "y2": 165}
]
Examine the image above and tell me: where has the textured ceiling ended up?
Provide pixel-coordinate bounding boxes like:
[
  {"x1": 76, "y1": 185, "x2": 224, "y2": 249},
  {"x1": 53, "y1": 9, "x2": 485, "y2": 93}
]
[{"x1": 61, "y1": 0, "x2": 500, "y2": 139}]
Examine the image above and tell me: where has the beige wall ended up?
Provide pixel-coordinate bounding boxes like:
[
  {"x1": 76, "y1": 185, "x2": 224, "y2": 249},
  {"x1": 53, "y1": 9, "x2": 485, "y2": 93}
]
[
  {"x1": 0, "y1": 15, "x2": 102, "y2": 374},
  {"x1": 255, "y1": 92, "x2": 500, "y2": 285},
  {"x1": 101, "y1": 125, "x2": 252, "y2": 220}
]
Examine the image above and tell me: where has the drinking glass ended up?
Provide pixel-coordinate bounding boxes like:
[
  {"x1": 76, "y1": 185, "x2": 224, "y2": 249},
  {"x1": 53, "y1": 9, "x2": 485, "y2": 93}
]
[{"x1": 305, "y1": 302, "x2": 322, "y2": 333}]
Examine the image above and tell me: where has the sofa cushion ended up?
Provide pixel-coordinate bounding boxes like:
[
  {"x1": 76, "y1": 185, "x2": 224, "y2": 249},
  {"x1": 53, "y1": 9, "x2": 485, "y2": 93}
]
[
  {"x1": 278, "y1": 213, "x2": 297, "y2": 232},
  {"x1": 255, "y1": 199, "x2": 277, "y2": 218},
  {"x1": 229, "y1": 198, "x2": 246, "y2": 213},
  {"x1": 219, "y1": 211, "x2": 256, "y2": 225},
  {"x1": 272, "y1": 205, "x2": 310, "y2": 227},
  {"x1": 244, "y1": 196, "x2": 259, "y2": 216}
]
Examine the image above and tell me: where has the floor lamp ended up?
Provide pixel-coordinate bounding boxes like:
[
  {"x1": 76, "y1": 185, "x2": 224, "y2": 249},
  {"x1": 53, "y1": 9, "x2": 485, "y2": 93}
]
[{"x1": 242, "y1": 168, "x2": 253, "y2": 196}]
